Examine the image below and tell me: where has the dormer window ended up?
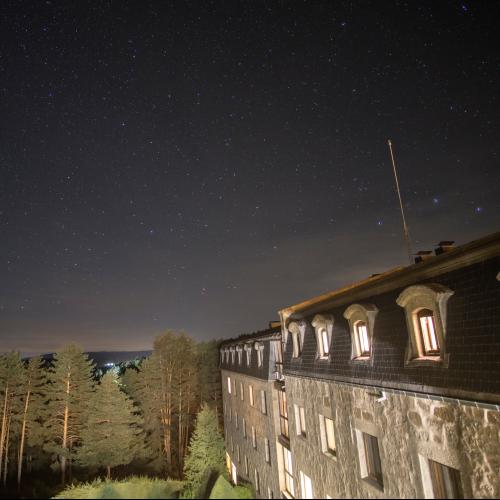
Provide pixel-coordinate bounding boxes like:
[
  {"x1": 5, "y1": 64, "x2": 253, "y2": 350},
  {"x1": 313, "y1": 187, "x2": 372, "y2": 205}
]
[
  {"x1": 255, "y1": 342, "x2": 264, "y2": 368},
  {"x1": 225, "y1": 349, "x2": 230, "y2": 364},
  {"x1": 312, "y1": 314, "x2": 334, "y2": 360},
  {"x1": 288, "y1": 321, "x2": 306, "y2": 359},
  {"x1": 244, "y1": 344, "x2": 252, "y2": 366},
  {"x1": 343, "y1": 304, "x2": 379, "y2": 361},
  {"x1": 396, "y1": 284, "x2": 454, "y2": 365},
  {"x1": 230, "y1": 347, "x2": 235, "y2": 364},
  {"x1": 236, "y1": 345, "x2": 243, "y2": 365}
]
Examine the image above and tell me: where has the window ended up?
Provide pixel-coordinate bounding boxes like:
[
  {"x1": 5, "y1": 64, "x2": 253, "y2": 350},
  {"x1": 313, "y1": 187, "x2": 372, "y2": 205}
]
[
  {"x1": 230, "y1": 347, "x2": 235, "y2": 364},
  {"x1": 396, "y1": 284, "x2": 454, "y2": 364},
  {"x1": 359, "y1": 433, "x2": 383, "y2": 489},
  {"x1": 312, "y1": 314, "x2": 334, "y2": 359},
  {"x1": 300, "y1": 471, "x2": 314, "y2": 499},
  {"x1": 235, "y1": 412, "x2": 238, "y2": 429},
  {"x1": 240, "y1": 382, "x2": 244, "y2": 401},
  {"x1": 261, "y1": 390, "x2": 267, "y2": 415},
  {"x1": 227, "y1": 377, "x2": 232, "y2": 394},
  {"x1": 343, "y1": 304, "x2": 379, "y2": 360},
  {"x1": 244, "y1": 344, "x2": 252, "y2": 366},
  {"x1": 355, "y1": 321, "x2": 370, "y2": 356},
  {"x1": 278, "y1": 388, "x2": 289, "y2": 439},
  {"x1": 268, "y1": 487, "x2": 273, "y2": 499},
  {"x1": 255, "y1": 342, "x2": 264, "y2": 368},
  {"x1": 428, "y1": 460, "x2": 462, "y2": 499},
  {"x1": 242, "y1": 417, "x2": 247, "y2": 438},
  {"x1": 236, "y1": 345, "x2": 243, "y2": 365},
  {"x1": 319, "y1": 415, "x2": 336, "y2": 457},
  {"x1": 288, "y1": 321, "x2": 306, "y2": 358},
  {"x1": 249, "y1": 385, "x2": 255, "y2": 407},
  {"x1": 282, "y1": 447, "x2": 295, "y2": 497},
  {"x1": 252, "y1": 426, "x2": 257, "y2": 448},
  {"x1": 418, "y1": 309, "x2": 440, "y2": 355},
  {"x1": 225, "y1": 349, "x2": 230, "y2": 364},
  {"x1": 294, "y1": 405, "x2": 306, "y2": 437},
  {"x1": 237, "y1": 445, "x2": 241, "y2": 463},
  {"x1": 245, "y1": 456, "x2": 249, "y2": 476},
  {"x1": 264, "y1": 438, "x2": 271, "y2": 464},
  {"x1": 254, "y1": 469, "x2": 260, "y2": 493}
]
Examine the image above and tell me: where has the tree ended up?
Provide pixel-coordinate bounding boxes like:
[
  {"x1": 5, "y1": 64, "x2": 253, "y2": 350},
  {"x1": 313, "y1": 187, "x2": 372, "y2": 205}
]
[
  {"x1": 0, "y1": 352, "x2": 24, "y2": 486},
  {"x1": 182, "y1": 405, "x2": 225, "y2": 498},
  {"x1": 197, "y1": 341, "x2": 222, "y2": 421},
  {"x1": 44, "y1": 344, "x2": 95, "y2": 484},
  {"x1": 77, "y1": 372, "x2": 146, "y2": 479},
  {"x1": 17, "y1": 356, "x2": 46, "y2": 489}
]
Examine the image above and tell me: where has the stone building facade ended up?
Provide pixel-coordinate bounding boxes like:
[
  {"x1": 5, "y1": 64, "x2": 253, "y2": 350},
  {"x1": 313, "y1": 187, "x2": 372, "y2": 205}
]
[{"x1": 221, "y1": 231, "x2": 500, "y2": 499}]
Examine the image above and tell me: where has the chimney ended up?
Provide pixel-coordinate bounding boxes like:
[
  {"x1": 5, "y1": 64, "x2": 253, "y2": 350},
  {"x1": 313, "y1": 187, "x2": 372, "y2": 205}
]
[
  {"x1": 414, "y1": 250, "x2": 434, "y2": 264},
  {"x1": 435, "y1": 241, "x2": 455, "y2": 255}
]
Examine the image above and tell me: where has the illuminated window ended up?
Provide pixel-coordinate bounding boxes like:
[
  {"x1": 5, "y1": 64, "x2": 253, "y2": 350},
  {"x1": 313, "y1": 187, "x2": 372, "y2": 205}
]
[
  {"x1": 278, "y1": 388, "x2": 289, "y2": 439},
  {"x1": 312, "y1": 314, "x2": 334, "y2": 359},
  {"x1": 282, "y1": 447, "x2": 295, "y2": 497},
  {"x1": 417, "y1": 309, "x2": 440, "y2": 355},
  {"x1": 249, "y1": 385, "x2": 255, "y2": 407},
  {"x1": 355, "y1": 321, "x2": 370, "y2": 357},
  {"x1": 319, "y1": 415, "x2": 336, "y2": 457},
  {"x1": 252, "y1": 426, "x2": 257, "y2": 449},
  {"x1": 227, "y1": 377, "x2": 232, "y2": 394},
  {"x1": 300, "y1": 471, "x2": 314, "y2": 499},
  {"x1": 240, "y1": 382, "x2": 244, "y2": 401},
  {"x1": 260, "y1": 390, "x2": 267, "y2": 415},
  {"x1": 396, "y1": 284, "x2": 453, "y2": 364},
  {"x1": 343, "y1": 304, "x2": 378, "y2": 360},
  {"x1": 242, "y1": 417, "x2": 247, "y2": 438},
  {"x1": 428, "y1": 460, "x2": 462, "y2": 499},
  {"x1": 294, "y1": 405, "x2": 306, "y2": 437}
]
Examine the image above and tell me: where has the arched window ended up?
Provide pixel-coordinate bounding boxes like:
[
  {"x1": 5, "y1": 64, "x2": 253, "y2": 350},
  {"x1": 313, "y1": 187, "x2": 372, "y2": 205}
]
[
  {"x1": 343, "y1": 304, "x2": 379, "y2": 361},
  {"x1": 312, "y1": 314, "x2": 334, "y2": 360},
  {"x1": 396, "y1": 284, "x2": 454, "y2": 365}
]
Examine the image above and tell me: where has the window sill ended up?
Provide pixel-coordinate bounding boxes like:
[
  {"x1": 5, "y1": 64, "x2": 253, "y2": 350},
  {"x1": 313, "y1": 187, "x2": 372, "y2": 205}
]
[
  {"x1": 361, "y1": 476, "x2": 384, "y2": 493},
  {"x1": 405, "y1": 354, "x2": 449, "y2": 368},
  {"x1": 322, "y1": 450, "x2": 338, "y2": 461}
]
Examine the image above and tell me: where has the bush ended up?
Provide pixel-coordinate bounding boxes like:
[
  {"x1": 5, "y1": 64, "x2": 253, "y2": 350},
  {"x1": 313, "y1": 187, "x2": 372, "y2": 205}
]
[
  {"x1": 53, "y1": 476, "x2": 183, "y2": 499},
  {"x1": 209, "y1": 476, "x2": 254, "y2": 499}
]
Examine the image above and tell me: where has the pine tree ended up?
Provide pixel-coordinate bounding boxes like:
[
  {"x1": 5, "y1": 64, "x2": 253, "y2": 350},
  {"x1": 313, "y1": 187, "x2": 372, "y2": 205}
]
[
  {"x1": 197, "y1": 341, "x2": 222, "y2": 420},
  {"x1": 44, "y1": 344, "x2": 95, "y2": 484},
  {"x1": 17, "y1": 356, "x2": 46, "y2": 489},
  {"x1": 0, "y1": 352, "x2": 24, "y2": 486},
  {"x1": 182, "y1": 405, "x2": 225, "y2": 498},
  {"x1": 77, "y1": 372, "x2": 146, "y2": 479}
]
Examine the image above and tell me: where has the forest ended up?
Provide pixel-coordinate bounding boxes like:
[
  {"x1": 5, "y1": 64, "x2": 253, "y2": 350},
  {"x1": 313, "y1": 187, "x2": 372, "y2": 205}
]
[{"x1": 0, "y1": 331, "x2": 237, "y2": 499}]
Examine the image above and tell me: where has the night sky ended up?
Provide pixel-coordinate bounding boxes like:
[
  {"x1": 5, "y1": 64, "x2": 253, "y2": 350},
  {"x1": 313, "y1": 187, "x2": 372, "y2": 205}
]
[{"x1": 1, "y1": 1, "x2": 499, "y2": 354}]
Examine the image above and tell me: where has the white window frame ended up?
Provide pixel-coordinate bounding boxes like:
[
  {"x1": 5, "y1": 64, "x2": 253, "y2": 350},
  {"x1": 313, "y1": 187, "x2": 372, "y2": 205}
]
[
  {"x1": 312, "y1": 314, "x2": 334, "y2": 360},
  {"x1": 244, "y1": 344, "x2": 252, "y2": 366},
  {"x1": 261, "y1": 389, "x2": 267, "y2": 415},
  {"x1": 288, "y1": 320, "x2": 306, "y2": 358},
  {"x1": 242, "y1": 417, "x2": 247, "y2": 438},
  {"x1": 343, "y1": 303, "x2": 378, "y2": 361},
  {"x1": 236, "y1": 345, "x2": 243, "y2": 365},
  {"x1": 299, "y1": 471, "x2": 314, "y2": 499},
  {"x1": 396, "y1": 284, "x2": 454, "y2": 366},
  {"x1": 240, "y1": 381, "x2": 244, "y2": 401},
  {"x1": 255, "y1": 342, "x2": 264, "y2": 368},
  {"x1": 264, "y1": 437, "x2": 271, "y2": 463},
  {"x1": 294, "y1": 404, "x2": 306, "y2": 437},
  {"x1": 227, "y1": 376, "x2": 232, "y2": 394},
  {"x1": 252, "y1": 426, "x2": 257, "y2": 449},
  {"x1": 249, "y1": 384, "x2": 255, "y2": 407},
  {"x1": 319, "y1": 414, "x2": 337, "y2": 458}
]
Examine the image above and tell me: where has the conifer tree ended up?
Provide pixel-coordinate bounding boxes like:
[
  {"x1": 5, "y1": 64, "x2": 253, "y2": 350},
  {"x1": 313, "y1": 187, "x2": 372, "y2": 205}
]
[
  {"x1": 182, "y1": 405, "x2": 225, "y2": 498},
  {"x1": 44, "y1": 344, "x2": 95, "y2": 484},
  {"x1": 17, "y1": 356, "x2": 46, "y2": 488},
  {"x1": 77, "y1": 372, "x2": 145, "y2": 479},
  {"x1": 0, "y1": 352, "x2": 24, "y2": 485}
]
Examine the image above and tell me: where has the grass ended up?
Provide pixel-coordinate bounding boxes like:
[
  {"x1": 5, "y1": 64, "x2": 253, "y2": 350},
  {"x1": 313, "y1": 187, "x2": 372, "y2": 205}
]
[
  {"x1": 209, "y1": 476, "x2": 254, "y2": 499},
  {"x1": 53, "y1": 476, "x2": 183, "y2": 499}
]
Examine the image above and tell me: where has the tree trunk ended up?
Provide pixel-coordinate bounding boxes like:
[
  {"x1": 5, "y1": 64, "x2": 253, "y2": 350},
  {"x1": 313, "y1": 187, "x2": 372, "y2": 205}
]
[
  {"x1": 107, "y1": 465, "x2": 111, "y2": 480},
  {"x1": 3, "y1": 414, "x2": 11, "y2": 486},
  {"x1": 0, "y1": 383, "x2": 9, "y2": 475},
  {"x1": 17, "y1": 388, "x2": 31, "y2": 488},
  {"x1": 61, "y1": 373, "x2": 71, "y2": 484}
]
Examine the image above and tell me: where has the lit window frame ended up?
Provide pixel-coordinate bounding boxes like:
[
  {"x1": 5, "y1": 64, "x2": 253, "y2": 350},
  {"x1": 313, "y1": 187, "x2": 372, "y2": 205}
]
[
  {"x1": 343, "y1": 303, "x2": 379, "y2": 361},
  {"x1": 312, "y1": 314, "x2": 334, "y2": 360},
  {"x1": 396, "y1": 284, "x2": 454, "y2": 366}
]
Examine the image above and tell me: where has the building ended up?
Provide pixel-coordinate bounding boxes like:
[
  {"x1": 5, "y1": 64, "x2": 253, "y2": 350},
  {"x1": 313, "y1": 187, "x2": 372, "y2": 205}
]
[{"x1": 221, "y1": 231, "x2": 500, "y2": 499}]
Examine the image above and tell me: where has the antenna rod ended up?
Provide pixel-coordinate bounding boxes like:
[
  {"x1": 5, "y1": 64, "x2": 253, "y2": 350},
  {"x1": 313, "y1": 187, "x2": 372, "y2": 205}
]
[{"x1": 387, "y1": 139, "x2": 413, "y2": 264}]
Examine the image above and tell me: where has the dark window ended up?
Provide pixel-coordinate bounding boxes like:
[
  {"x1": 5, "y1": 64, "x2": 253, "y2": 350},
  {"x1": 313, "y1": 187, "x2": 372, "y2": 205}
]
[
  {"x1": 429, "y1": 460, "x2": 462, "y2": 499},
  {"x1": 363, "y1": 433, "x2": 383, "y2": 489}
]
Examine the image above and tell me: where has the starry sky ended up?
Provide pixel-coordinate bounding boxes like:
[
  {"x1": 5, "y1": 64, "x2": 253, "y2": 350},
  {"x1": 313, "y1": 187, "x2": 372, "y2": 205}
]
[{"x1": 1, "y1": 0, "x2": 499, "y2": 354}]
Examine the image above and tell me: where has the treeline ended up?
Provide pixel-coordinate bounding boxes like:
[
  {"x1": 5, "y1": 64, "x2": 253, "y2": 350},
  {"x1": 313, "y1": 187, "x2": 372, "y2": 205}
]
[{"x1": 0, "y1": 331, "x2": 222, "y2": 491}]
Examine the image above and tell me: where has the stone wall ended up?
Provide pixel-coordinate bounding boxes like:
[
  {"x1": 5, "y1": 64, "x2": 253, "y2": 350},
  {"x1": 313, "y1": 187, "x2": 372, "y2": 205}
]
[
  {"x1": 222, "y1": 369, "x2": 281, "y2": 499},
  {"x1": 286, "y1": 375, "x2": 500, "y2": 499}
]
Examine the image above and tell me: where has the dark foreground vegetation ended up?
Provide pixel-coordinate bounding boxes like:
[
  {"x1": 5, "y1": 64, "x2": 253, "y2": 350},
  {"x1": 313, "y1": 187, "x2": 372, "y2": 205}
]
[{"x1": 0, "y1": 331, "x2": 245, "y2": 499}]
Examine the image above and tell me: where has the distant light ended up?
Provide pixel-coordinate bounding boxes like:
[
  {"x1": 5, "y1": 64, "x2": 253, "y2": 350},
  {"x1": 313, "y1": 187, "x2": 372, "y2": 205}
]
[{"x1": 105, "y1": 362, "x2": 115, "y2": 367}]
